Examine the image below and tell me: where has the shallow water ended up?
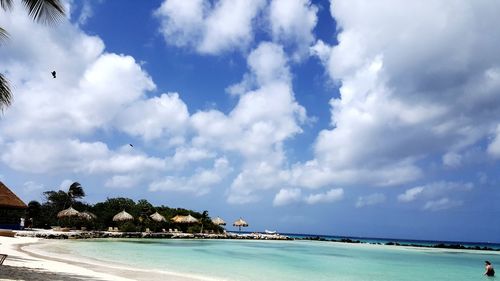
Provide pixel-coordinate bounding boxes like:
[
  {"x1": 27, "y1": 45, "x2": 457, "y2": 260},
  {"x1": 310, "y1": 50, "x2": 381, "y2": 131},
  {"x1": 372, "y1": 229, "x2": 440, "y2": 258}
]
[{"x1": 58, "y1": 238, "x2": 499, "y2": 281}]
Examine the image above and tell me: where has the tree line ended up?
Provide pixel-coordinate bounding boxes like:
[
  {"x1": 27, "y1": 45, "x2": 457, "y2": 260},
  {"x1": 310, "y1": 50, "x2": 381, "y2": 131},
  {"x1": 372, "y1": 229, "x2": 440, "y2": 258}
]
[{"x1": 26, "y1": 182, "x2": 223, "y2": 233}]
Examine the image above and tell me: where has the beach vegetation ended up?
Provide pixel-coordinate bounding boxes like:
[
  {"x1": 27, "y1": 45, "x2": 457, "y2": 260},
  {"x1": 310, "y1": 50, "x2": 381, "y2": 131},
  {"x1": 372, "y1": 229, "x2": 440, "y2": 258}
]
[{"x1": 26, "y1": 186, "x2": 225, "y2": 233}]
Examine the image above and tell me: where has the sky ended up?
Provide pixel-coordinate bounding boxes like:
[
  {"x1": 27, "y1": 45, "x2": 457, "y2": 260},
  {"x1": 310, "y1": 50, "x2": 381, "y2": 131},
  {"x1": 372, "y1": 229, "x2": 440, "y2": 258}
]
[{"x1": 1, "y1": 0, "x2": 500, "y2": 242}]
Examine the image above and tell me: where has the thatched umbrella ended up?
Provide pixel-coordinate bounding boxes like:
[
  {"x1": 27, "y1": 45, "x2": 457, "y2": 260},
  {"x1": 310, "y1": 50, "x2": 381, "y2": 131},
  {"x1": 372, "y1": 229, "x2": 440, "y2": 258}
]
[
  {"x1": 212, "y1": 217, "x2": 226, "y2": 226},
  {"x1": 113, "y1": 210, "x2": 134, "y2": 222},
  {"x1": 233, "y1": 218, "x2": 248, "y2": 232},
  {"x1": 149, "y1": 212, "x2": 166, "y2": 222},
  {"x1": 0, "y1": 181, "x2": 27, "y2": 209},
  {"x1": 177, "y1": 214, "x2": 199, "y2": 224},
  {"x1": 79, "y1": 211, "x2": 97, "y2": 221},
  {"x1": 57, "y1": 206, "x2": 80, "y2": 218},
  {"x1": 171, "y1": 215, "x2": 183, "y2": 223}
]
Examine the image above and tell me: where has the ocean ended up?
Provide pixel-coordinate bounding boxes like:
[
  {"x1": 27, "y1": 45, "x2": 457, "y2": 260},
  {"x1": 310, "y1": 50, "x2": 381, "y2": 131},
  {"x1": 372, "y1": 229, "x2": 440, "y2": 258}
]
[{"x1": 51, "y1": 237, "x2": 500, "y2": 281}]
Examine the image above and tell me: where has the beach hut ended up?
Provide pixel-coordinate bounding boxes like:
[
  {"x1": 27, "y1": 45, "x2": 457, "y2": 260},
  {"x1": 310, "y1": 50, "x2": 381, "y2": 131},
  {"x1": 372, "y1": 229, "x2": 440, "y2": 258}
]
[
  {"x1": 0, "y1": 181, "x2": 27, "y2": 209},
  {"x1": 57, "y1": 206, "x2": 80, "y2": 218},
  {"x1": 211, "y1": 217, "x2": 226, "y2": 226},
  {"x1": 233, "y1": 218, "x2": 248, "y2": 232},
  {"x1": 149, "y1": 212, "x2": 166, "y2": 222},
  {"x1": 177, "y1": 214, "x2": 199, "y2": 224},
  {"x1": 113, "y1": 210, "x2": 134, "y2": 222},
  {"x1": 0, "y1": 181, "x2": 27, "y2": 231}
]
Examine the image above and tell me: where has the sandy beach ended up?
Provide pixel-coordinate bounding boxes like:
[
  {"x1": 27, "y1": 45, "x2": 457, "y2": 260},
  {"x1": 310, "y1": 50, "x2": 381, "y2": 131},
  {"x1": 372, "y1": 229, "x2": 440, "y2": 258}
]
[{"x1": 0, "y1": 236, "x2": 207, "y2": 281}]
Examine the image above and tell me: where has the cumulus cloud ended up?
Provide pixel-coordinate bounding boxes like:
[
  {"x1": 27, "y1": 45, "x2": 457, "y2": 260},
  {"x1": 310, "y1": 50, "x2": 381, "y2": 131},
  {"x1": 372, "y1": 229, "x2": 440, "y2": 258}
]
[
  {"x1": 0, "y1": 4, "x2": 181, "y2": 189},
  {"x1": 272, "y1": 187, "x2": 344, "y2": 206},
  {"x1": 487, "y1": 125, "x2": 500, "y2": 158},
  {"x1": 398, "y1": 181, "x2": 472, "y2": 211},
  {"x1": 155, "y1": 0, "x2": 265, "y2": 54},
  {"x1": 423, "y1": 198, "x2": 462, "y2": 211},
  {"x1": 442, "y1": 152, "x2": 462, "y2": 168},
  {"x1": 356, "y1": 193, "x2": 386, "y2": 208},
  {"x1": 149, "y1": 157, "x2": 231, "y2": 195},
  {"x1": 269, "y1": 0, "x2": 318, "y2": 60},
  {"x1": 304, "y1": 188, "x2": 344, "y2": 205},
  {"x1": 303, "y1": 0, "x2": 500, "y2": 189},
  {"x1": 115, "y1": 93, "x2": 190, "y2": 142},
  {"x1": 206, "y1": 42, "x2": 306, "y2": 203},
  {"x1": 273, "y1": 188, "x2": 302, "y2": 206},
  {"x1": 398, "y1": 181, "x2": 473, "y2": 203}
]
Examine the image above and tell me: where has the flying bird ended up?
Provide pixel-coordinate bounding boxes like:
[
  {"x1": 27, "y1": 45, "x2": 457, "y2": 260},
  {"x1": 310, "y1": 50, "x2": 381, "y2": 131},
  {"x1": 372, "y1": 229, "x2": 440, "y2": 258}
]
[
  {"x1": 129, "y1": 144, "x2": 134, "y2": 147},
  {"x1": 51, "y1": 71, "x2": 56, "y2": 78}
]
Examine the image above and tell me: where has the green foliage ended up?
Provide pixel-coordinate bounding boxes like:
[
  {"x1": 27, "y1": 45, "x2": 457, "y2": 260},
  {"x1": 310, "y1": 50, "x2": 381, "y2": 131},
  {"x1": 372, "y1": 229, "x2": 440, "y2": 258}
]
[
  {"x1": 68, "y1": 182, "x2": 85, "y2": 201},
  {"x1": 119, "y1": 221, "x2": 138, "y2": 232},
  {"x1": 27, "y1": 184, "x2": 223, "y2": 233}
]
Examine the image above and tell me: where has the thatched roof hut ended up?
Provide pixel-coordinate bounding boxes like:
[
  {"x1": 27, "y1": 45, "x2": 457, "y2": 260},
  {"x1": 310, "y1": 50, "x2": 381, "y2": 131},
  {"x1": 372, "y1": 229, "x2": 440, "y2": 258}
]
[
  {"x1": 149, "y1": 212, "x2": 166, "y2": 222},
  {"x1": 233, "y1": 218, "x2": 248, "y2": 232},
  {"x1": 113, "y1": 210, "x2": 134, "y2": 222},
  {"x1": 211, "y1": 217, "x2": 226, "y2": 226},
  {"x1": 57, "y1": 206, "x2": 80, "y2": 218},
  {"x1": 171, "y1": 214, "x2": 199, "y2": 224},
  {"x1": 0, "y1": 181, "x2": 27, "y2": 209}
]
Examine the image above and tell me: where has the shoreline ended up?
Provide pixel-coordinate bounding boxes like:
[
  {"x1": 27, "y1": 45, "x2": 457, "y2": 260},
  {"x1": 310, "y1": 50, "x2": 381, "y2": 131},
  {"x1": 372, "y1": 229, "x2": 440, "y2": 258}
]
[{"x1": 0, "y1": 236, "x2": 217, "y2": 281}]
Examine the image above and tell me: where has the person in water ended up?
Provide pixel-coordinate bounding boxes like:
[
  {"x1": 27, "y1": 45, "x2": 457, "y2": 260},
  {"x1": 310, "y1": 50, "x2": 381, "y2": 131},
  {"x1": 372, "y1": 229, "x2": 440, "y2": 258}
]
[{"x1": 484, "y1": 261, "x2": 495, "y2": 277}]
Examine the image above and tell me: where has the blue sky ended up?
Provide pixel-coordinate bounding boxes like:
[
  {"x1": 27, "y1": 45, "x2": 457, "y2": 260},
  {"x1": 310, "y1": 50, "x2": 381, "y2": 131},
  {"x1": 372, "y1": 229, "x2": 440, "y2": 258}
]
[{"x1": 1, "y1": 0, "x2": 500, "y2": 242}]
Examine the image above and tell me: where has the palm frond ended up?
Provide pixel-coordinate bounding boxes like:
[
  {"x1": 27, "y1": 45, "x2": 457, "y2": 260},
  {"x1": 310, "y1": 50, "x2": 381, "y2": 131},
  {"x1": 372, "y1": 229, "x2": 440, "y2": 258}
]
[
  {"x1": 22, "y1": 0, "x2": 65, "y2": 24},
  {"x1": 0, "y1": 0, "x2": 13, "y2": 11},
  {"x1": 0, "y1": 73, "x2": 12, "y2": 112},
  {"x1": 0, "y1": 27, "x2": 9, "y2": 42}
]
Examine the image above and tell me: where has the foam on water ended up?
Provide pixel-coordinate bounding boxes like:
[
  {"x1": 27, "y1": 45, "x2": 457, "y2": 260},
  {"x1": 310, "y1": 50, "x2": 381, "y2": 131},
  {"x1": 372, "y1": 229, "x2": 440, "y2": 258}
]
[{"x1": 59, "y1": 238, "x2": 500, "y2": 281}]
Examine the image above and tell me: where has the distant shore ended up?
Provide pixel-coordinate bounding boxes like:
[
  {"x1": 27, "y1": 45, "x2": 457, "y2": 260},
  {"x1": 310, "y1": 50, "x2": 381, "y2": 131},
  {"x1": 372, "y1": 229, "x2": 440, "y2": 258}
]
[{"x1": 13, "y1": 228, "x2": 500, "y2": 252}]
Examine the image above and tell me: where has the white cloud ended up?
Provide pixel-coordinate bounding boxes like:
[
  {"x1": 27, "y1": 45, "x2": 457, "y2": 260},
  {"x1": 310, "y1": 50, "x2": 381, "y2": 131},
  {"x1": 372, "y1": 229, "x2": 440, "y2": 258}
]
[
  {"x1": 22, "y1": 181, "x2": 45, "y2": 193},
  {"x1": 356, "y1": 193, "x2": 386, "y2": 208},
  {"x1": 149, "y1": 157, "x2": 231, "y2": 195},
  {"x1": 443, "y1": 152, "x2": 462, "y2": 168},
  {"x1": 154, "y1": 0, "x2": 206, "y2": 47},
  {"x1": 1, "y1": 139, "x2": 108, "y2": 173},
  {"x1": 105, "y1": 174, "x2": 143, "y2": 189},
  {"x1": 304, "y1": 188, "x2": 344, "y2": 205},
  {"x1": 487, "y1": 125, "x2": 500, "y2": 158},
  {"x1": 303, "y1": 0, "x2": 500, "y2": 189},
  {"x1": 269, "y1": 0, "x2": 318, "y2": 60},
  {"x1": 398, "y1": 181, "x2": 473, "y2": 203},
  {"x1": 170, "y1": 146, "x2": 216, "y2": 168},
  {"x1": 398, "y1": 187, "x2": 424, "y2": 203},
  {"x1": 115, "y1": 93, "x2": 190, "y2": 141},
  {"x1": 0, "y1": 4, "x2": 181, "y2": 185},
  {"x1": 155, "y1": 0, "x2": 265, "y2": 54},
  {"x1": 398, "y1": 181, "x2": 472, "y2": 211},
  {"x1": 273, "y1": 188, "x2": 302, "y2": 206},
  {"x1": 423, "y1": 198, "x2": 462, "y2": 211}
]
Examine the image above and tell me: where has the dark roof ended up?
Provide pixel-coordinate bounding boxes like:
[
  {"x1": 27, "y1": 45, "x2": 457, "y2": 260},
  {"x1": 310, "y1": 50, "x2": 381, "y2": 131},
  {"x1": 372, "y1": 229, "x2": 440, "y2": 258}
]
[{"x1": 0, "y1": 181, "x2": 28, "y2": 209}]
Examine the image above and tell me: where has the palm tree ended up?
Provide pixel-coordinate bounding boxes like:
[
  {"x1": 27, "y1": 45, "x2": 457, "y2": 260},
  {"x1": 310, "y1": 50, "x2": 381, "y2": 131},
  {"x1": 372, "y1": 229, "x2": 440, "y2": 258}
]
[
  {"x1": 68, "y1": 182, "x2": 85, "y2": 202},
  {"x1": 0, "y1": 0, "x2": 65, "y2": 112}
]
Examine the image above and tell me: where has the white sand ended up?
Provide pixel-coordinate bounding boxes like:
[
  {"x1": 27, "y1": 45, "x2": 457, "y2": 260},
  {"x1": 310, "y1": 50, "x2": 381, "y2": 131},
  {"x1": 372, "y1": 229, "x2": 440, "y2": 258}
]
[{"x1": 0, "y1": 236, "x2": 210, "y2": 281}]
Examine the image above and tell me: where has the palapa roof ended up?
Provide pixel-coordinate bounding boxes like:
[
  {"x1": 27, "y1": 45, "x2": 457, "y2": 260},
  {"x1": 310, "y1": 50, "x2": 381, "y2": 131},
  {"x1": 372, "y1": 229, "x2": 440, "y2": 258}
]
[
  {"x1": 149, "y1": 212, "x2": 166, "y2": 222},
  {"x1": 113, "y1": 210, "x2": 134, "y2": 222},
  {"x1": 0, "y1": 181, "x2": 27, "y2": 209},
  {"x1": 233, "y1": 218, "x2": 248, "y2": 227},
  {"x1": 211, "y1": 217, "x2": 226, "y2": 226},
  {"x1": 57, "y1": 206, "x2": 80, "y2": 218},
  {"x1": 171, "y1": 214, "x2": 199, "y2": 224}
]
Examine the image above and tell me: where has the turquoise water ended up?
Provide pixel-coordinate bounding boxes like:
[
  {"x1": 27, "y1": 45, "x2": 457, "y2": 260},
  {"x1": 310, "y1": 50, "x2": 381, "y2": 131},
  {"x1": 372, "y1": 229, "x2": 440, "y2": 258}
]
[{"x1": 59, "y1": 239, "x2": 499, "y2": 281}]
